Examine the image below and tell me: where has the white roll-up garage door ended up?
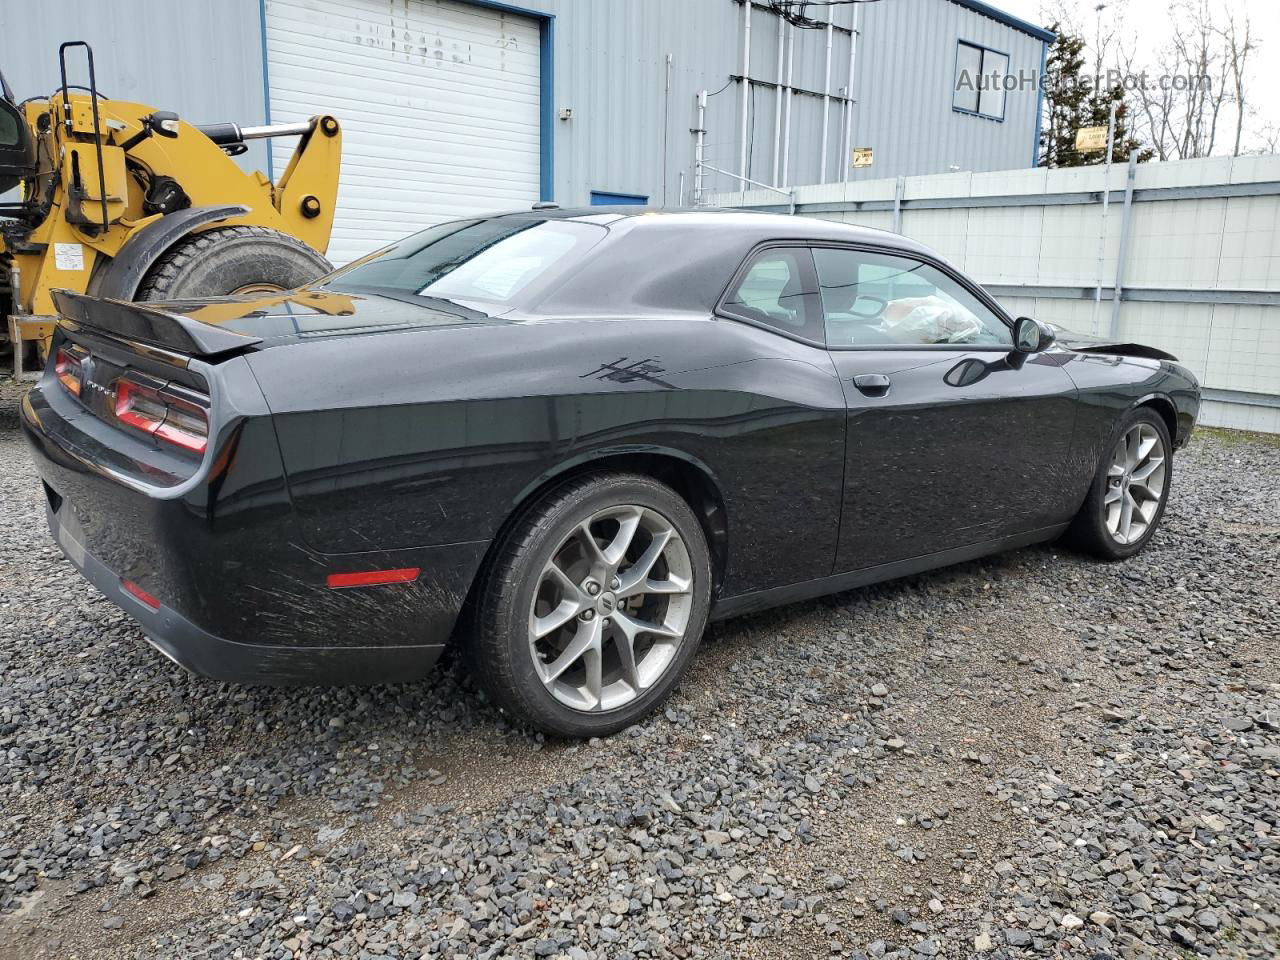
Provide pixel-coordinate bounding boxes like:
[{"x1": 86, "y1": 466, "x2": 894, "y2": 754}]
[{"x1": 265, "y1": 0, "x2": 541, "y2": 266}]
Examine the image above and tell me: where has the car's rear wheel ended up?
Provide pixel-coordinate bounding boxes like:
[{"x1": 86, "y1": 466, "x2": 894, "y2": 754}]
[
  {"x1": 1066, "y1": 406, "x2": 1172, "y2": 560},
  {"x1": 470, "y1": 474, "x2": 711, "y2": 738}
]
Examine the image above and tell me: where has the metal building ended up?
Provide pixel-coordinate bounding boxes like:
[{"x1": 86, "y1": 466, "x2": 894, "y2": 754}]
[{"x1": 2, "y1": 0, "x2": 1052, "y2": 264}]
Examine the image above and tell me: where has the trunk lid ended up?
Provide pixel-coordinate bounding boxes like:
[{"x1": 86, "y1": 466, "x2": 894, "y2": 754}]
[
  {"x1": 53, "y1": 290, "x2": 263, "y2": 359},
  {"x1": 54, "y1": 287, "x2": 500, "y2": 358},
  {"x1": 41, "y1": 286, "x2": 491, "y2": 488},
  {"x1": 44, "y1": 294, "x2": 227, "y2": 485},
  {"x1": 53, "y1": 287, "x2": 498, "y2": 354}
]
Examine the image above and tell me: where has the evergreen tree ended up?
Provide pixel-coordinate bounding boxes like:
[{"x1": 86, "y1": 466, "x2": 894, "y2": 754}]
[{"x1": 1039, "y1": 26, "x2": 1153, "y2": 166}]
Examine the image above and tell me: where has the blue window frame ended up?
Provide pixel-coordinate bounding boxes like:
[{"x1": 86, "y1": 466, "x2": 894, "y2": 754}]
[
  {"x1": 460, "y1": 0, "x2": 556, "y2": 202},
  {"x1": 590, "y1": 190, "x2": 649, "y2": 206},
  {"x1": 953, "y1": 40, "x2": 1010, "y2": 122}
]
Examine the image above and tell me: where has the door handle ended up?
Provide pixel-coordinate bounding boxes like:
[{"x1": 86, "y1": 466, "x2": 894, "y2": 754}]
[{"x1": 852, "y1": 373, "x2": 891, "y2": 397}]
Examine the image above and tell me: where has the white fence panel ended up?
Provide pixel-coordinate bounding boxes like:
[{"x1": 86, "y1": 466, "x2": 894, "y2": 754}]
[{"x1": 711, "y1": 154, "x2": 1280, "y2": 432}]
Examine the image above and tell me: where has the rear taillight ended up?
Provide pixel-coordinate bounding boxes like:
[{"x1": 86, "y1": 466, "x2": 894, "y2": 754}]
[
  {"x1": 114, "y1": 378, "x2": 209, "y2": 455},
  {"x1": 55, "y1": 347, "x2": 84, "y2": 397}
]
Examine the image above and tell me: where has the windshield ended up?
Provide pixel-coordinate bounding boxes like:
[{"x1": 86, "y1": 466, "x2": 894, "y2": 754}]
[{"x1": 323, "y1": 218, "x2": 605, "y2": 307}]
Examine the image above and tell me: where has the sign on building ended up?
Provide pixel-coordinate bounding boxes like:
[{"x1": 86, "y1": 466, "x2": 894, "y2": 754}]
[
  {"x1": 1075, "y1": 126, "x2": 1108, "y2": 152},
  {"x1": 852, "y1": 147, "x2": 874, "y2": 168}
]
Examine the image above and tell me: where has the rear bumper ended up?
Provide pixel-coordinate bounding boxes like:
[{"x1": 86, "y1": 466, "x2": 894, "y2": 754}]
[
  {"x1": 46, "y1": 502, "x2": 448, "y2": 685},
  {"x1": 23, "y1": 371, "x2": 487, "y2": 686}
]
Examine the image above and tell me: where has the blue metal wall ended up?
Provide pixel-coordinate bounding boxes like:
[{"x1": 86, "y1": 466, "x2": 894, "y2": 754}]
[
  {"x1": 0, "y1": 0, "x2": 270, "y2": 172},
  {"x1": 500, "y1": 0, "x2": 1050, "y2": 202},
  {"x1": 848, "y1": 0, "x2": 1048, "y2": 179},
  {"x1": 1, "y1": 0, "x2": 1051, "y2": 206}
]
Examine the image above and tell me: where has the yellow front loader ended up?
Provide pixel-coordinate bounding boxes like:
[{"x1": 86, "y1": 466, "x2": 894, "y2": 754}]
[{"x1": 0, "y1": 41, "x2": 343, "y2": 376}]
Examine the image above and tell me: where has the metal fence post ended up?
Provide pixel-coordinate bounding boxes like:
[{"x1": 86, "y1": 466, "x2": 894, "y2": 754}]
[
  {"x1": 892, "y1": 176, "x2": 905, "y2": 233},
  {"x1": 1110, "y1": 154, "x2": 1138, "y2": 338},
  {"x1": 693, "y1": 90, "x2": 707, "y2": 206},
  {"x1": 1090, "y1": 102, "x2": 1119, "y2": 335}
]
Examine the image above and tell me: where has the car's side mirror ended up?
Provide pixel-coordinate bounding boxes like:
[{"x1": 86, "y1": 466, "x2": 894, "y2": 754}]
[{"x1": 1013, "y1": 316, "x2": 1055, "y2": 354}]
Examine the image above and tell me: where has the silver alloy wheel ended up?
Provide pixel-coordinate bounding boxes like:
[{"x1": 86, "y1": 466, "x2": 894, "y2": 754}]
[
  {"x1": 529, "y1": 504, "x2": 694, "y2": 712},
  {"x1": 1104, "y1": 422, "x2": 1167, "y2": 545}
]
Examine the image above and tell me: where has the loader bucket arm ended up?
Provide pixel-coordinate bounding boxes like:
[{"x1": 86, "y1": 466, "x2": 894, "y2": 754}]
[
  {"x1": 274, "y1": 116, "x2": 342, "y2": 257},
  {"x1": 176, "y1": 115, "x2": 342, "y2": 257}
]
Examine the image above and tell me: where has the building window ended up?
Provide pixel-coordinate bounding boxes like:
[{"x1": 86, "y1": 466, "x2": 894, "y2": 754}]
[{"x1": 953, "y1": 41, "x2": 1010, "y2": 121}]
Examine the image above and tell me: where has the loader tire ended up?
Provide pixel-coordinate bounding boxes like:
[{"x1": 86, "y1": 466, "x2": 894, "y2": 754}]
[{"x1": 136, "y1": 225, "x2": 332, "y2": 301}]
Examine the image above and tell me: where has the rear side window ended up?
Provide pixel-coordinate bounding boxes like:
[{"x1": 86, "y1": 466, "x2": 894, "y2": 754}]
[
  {"x1": 720, "y1": 247, "x2": 823, "y2": 343},
  {"x1": 325, "y1": 218, "x2": 604, "y2": 305}
]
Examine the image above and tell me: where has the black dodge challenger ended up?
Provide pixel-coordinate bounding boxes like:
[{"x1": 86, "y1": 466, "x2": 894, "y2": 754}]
[{"x1": 22, "y1": 209, "x2": 1200, "y2": 737}]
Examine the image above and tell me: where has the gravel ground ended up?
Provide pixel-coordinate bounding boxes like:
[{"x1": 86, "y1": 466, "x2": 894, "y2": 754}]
[{"x1": 1, "y1": 377, "x2": 1277, "y2": 960}]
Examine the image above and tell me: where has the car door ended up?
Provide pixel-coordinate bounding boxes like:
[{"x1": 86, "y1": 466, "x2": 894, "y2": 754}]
[
  {"x1": 715, "y1": 244, "x2": 845, "y2": 585},
  {"x1": 812, "y1": 244, "x2": 1079, "y2": 572}
]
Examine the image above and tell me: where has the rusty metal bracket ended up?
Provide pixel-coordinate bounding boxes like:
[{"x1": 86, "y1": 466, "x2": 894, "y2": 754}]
[{"x1": 7, "y1": 314, "x2": 56, "y2": 380}]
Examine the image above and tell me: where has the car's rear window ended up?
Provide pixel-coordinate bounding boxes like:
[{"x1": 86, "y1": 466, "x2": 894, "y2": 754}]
[{"x1": 322, "y1": 218, "x2": 605, "y2": 306}]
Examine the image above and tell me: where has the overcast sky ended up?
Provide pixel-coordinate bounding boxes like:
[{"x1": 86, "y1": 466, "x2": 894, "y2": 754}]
[{"x1": 994, "y1": 0, "x2": 1279, "y2": 153}]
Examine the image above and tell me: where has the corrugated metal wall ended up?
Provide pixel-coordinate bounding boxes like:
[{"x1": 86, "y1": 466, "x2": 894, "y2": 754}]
[
  {"x1": 850, "y1": 0, "x2": 1044, "y2": 178},
  {"x1": 0, "y1": 0, "x2": 1048, "y2": 209},
  {"x1": 0, "y1": 0, "x2": 269, "y2": 172},
  {"x1": 506, "y1": 0, "x2": 1046, "y2": 203},
  {"x1": 713, "y1": 155, "x2": 1280, "y2": 433}
]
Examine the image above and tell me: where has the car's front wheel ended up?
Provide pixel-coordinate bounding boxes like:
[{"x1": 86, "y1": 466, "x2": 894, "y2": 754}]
[
  {"x1": 470, "y1": 474, "x2": 712, "y2": 738},
  {"x1": 1067, "y1": 406, "x2": 1173, "y2": 560}
]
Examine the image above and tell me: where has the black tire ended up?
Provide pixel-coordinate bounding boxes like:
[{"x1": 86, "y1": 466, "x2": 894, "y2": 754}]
[
  {"x1": 135, "y1": 225, "x2": 332, "y2": 301},
  {"x1": 470, "y1": 473, "x2": 712, "y2": 738},
  {"x1": 1065, "y1": 406, "x2": 1173, "y2": 561}
]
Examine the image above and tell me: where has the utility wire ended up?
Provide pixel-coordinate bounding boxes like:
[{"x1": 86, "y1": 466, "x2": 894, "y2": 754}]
[
  {"x1": 706, "y1": 76, "x2": 736, "y2": 98},
  {"x1": 766, "y1": 0, "x2": 882, "y2": 29}
]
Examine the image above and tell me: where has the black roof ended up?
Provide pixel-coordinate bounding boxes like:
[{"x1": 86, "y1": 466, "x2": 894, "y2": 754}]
[
  {"x1": 476, "y1": 207, "x2": 951, "y2": 318},
  {"x1": 487, "y1": 206, "x2": 940, "y2": 262}
]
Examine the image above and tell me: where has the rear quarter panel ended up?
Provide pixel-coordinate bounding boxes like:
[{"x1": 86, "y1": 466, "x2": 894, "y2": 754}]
[{"x1": 247, "y1": 315, "x2": 848, "y2": 599}]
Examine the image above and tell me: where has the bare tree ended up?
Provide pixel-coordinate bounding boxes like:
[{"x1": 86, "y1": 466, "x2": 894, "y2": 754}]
[
  {"x1": 1219, "y1": 12, "x2": 1257, "y2": 157},
  {"x1": 1120, "y1": 0, "x2": 1234, "y2": 160},
  {"x1": 1089, "y1": 2, "x2": 1127, "y2": 86},
  {"x1": 1247, "y1": 122, "x2": 1280, "y2": 156},
  {"x1": 1039, "y1": 0, "x2": 1127, "y2": 81},
  {"x1": 1174, "y1": 2, "x2": 1229, "y2": 158},
  {"x1": 1041, "y1": 0, "x2": 1266, "y2": 158}
]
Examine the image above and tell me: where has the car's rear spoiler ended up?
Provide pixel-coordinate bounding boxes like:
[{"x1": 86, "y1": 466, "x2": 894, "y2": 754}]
[{"x1": 51, "y1": 290, "x2": 263, "y2": 359}]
